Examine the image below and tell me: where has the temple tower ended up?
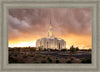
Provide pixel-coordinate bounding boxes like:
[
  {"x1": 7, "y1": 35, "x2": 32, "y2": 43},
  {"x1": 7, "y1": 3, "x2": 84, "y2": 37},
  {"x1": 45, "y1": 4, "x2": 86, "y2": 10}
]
[{"x1": 48, "y1": 16, "x2": 54, "y2": 38}]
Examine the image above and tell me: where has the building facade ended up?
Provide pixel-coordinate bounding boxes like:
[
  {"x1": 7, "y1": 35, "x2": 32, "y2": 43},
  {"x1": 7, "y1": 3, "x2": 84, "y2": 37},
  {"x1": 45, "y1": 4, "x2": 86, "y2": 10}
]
[{"x1": 36, "y1": 17, "x2": 66, "y2": 50}]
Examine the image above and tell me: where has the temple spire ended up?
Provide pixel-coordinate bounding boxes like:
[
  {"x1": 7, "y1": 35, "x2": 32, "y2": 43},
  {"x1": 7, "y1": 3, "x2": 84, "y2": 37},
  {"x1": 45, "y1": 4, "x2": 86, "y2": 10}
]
[
  {"x1": 50, "y1": 15, "x2": 51, "y2": 25},
  {"x1": 49, "y1": 15, "x2": 52, "y2": 29},
  {"x1": 48, "y1": 15, "x2": 54, "y2": 38}
]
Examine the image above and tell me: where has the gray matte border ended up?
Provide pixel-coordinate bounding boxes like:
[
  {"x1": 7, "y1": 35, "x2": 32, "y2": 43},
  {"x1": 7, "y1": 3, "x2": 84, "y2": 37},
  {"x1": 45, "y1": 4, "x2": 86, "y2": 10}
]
[
  {"x1": 0, "y1": 0, "x2": 97, "y2": 71},
  {"x1": 0, "y1": 0, "x2": 100, "y2": 72}
]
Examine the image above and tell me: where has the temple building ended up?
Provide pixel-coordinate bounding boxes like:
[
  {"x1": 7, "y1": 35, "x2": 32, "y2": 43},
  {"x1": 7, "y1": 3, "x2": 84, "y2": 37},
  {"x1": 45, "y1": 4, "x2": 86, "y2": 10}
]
[{"x1": 36, "y1": 17, "x2": 66, "y2": 50}]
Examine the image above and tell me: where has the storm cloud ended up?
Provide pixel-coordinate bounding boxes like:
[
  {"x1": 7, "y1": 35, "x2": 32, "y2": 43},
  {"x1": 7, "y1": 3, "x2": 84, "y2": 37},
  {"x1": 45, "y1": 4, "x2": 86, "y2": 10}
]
[{"x1": 8, "y1": 8, "x2": 91, "y2": 40}]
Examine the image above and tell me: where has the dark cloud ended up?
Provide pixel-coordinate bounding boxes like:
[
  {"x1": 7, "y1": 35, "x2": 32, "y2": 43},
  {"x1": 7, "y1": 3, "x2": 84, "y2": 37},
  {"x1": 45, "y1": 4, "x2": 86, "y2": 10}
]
[{"x1": 8, "y1": 8, "x2": 91, "y2": 39}]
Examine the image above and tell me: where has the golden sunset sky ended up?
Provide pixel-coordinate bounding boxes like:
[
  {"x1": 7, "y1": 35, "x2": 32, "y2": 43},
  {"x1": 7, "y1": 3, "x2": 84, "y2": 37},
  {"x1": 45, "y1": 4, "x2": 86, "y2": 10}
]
[{"x1": 8, "y1": 8, "x2": 92, "y2": 49}]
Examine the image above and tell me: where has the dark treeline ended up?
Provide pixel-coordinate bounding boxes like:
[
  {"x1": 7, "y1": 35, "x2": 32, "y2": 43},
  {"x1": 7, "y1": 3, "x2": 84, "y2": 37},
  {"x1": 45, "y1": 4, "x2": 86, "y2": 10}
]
[{"x1": 9, "y1": 45, "x2": 92, "y2": 53}]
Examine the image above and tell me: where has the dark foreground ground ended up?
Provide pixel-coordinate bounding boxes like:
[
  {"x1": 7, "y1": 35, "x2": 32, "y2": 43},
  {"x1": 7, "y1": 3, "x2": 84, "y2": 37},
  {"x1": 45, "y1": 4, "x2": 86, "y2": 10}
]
[{"x1": 9, "y1": 48, "x2": 91, "y2": 64}]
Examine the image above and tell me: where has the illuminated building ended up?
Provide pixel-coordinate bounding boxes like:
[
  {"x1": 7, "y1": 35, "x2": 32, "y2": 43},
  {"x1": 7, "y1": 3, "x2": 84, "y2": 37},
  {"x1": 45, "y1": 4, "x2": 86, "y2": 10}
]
[{"x1": 36, "y1": 17, "x2": 66, "y2": 50}]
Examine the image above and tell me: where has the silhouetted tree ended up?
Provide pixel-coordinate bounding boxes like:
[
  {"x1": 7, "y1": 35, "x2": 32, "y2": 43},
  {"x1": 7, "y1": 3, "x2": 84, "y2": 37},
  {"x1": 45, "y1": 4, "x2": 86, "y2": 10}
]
[
  {"x1": 88, "y1": 48, "x2": 91, "y2": 51},
  {"x1": 69, "y1": 45, "x2": 76, "y2": 60},
  {"x1": 56, "y1": 59, "x2": 60, "y2": 63},
  {"x1": 76, "y1": 47, "x2": 79, "y2": 51},
  {"x1": 61, "y1": 49, "x2": 67, "y2": 51},
  {"x1": 44, "y1": 48, "x2": 47, "y2": 51},
  {"x1": 70, "y1": 45, "x2": 76, "y2": 54}
]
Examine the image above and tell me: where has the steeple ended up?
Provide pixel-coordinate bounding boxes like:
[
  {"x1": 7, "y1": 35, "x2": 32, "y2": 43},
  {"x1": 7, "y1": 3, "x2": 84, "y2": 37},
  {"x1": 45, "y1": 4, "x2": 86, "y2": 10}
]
[
  {"x1": 50, "y1": 15, "x2": 51, "y2": 25},
  {"x1": 49, "y1": 16, "x2": 53, "y2": 29},
  {"x1": 48, "y1": 15, "x2": 54, "y2": 38}
]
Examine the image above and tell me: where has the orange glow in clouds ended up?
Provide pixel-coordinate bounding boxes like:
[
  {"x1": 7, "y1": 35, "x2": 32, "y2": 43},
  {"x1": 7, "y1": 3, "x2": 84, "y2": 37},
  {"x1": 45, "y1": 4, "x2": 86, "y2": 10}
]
[
  {"x1": 8, "y1": 34, "x2": 91, "y2": 49},
  {"x1": 8, "y1": 8, "x2": 92, "y2": 49}
]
